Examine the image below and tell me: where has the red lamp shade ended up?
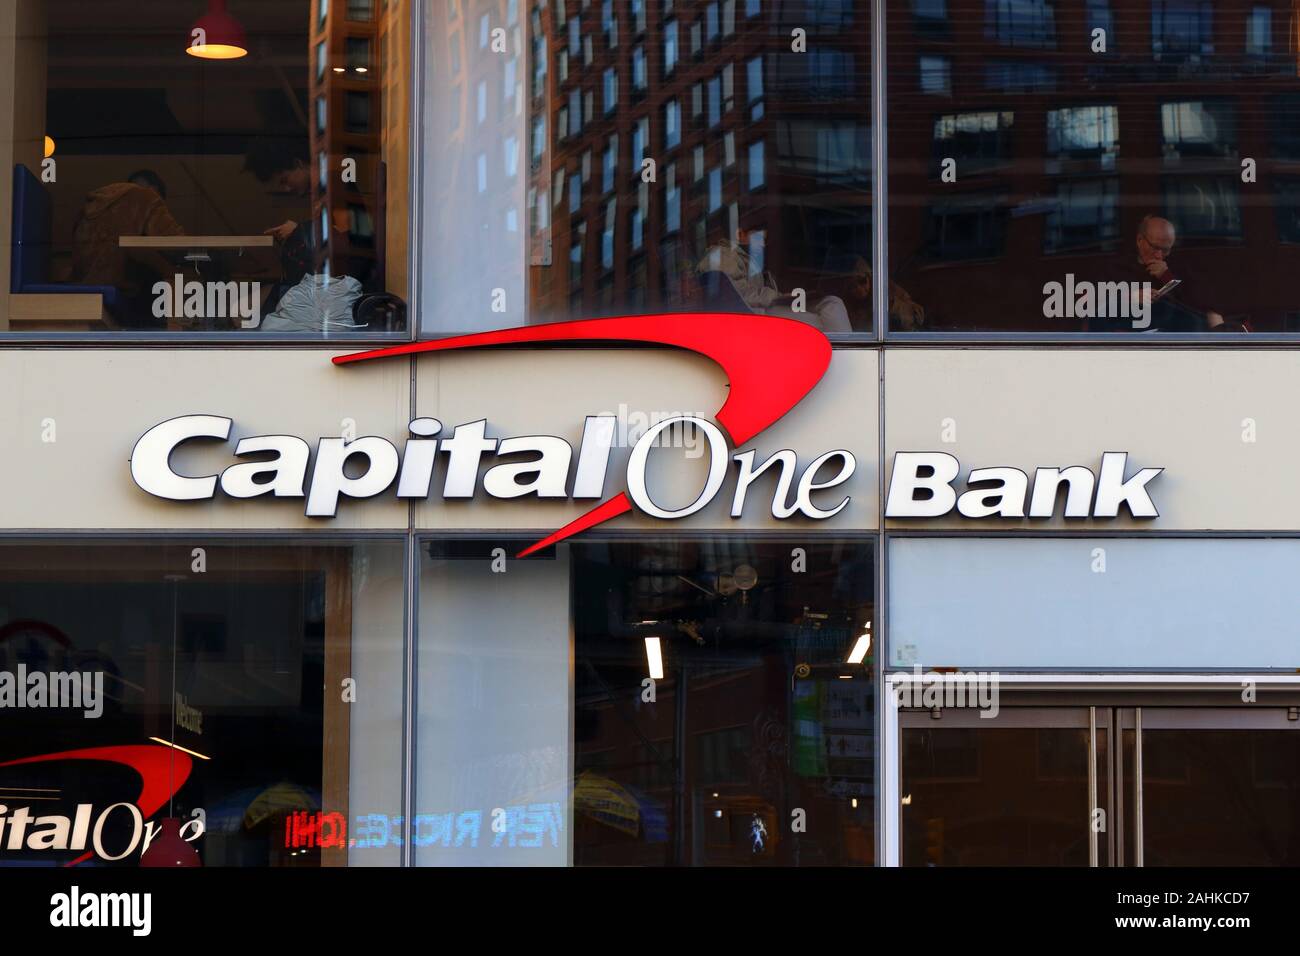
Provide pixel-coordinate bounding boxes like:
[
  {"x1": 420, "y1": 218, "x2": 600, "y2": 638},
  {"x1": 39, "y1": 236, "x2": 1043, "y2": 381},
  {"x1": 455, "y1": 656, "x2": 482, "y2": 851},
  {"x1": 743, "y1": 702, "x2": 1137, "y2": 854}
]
[
  {"x1": 140, "y1": 818, "x2": 202, "y2": 867},
  {"x1": 186, "y1": 0, "x2": 248, "y2": 60}
]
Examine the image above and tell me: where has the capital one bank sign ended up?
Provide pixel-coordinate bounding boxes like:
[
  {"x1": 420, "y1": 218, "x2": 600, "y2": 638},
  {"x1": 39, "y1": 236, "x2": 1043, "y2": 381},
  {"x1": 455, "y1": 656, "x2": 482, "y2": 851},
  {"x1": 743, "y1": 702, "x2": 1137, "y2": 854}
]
[
  {"x1": 128, "y1": 316, "x2": 1164, "y2": 549},
  {"x1": 129, "y1": 315, "x2": 858, "y2": 554}
]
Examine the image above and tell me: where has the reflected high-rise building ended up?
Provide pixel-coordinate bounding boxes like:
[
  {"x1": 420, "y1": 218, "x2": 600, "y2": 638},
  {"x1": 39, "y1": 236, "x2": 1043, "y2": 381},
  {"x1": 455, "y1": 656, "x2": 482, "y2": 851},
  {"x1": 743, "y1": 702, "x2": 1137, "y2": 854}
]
[{"x1": 888, "y1": 0, "x2": 1300, "y2": 332}]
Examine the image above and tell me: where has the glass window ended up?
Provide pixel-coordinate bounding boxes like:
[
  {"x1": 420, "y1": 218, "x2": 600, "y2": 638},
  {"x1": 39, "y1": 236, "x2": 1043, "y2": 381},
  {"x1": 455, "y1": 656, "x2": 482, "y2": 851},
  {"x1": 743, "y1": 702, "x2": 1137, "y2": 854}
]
[
  {"x1": 632, "y1": 116, "x2": 651, "y2": 169},
  {"x1": 604, "y1": 67, "x2": 619, "y2": 113},
  {"x1": 347, "y1": 0, "x2": 375, "y2": 20},
  {"x1": 633, "y1": 46, "x2": 648, "y2": 92},
  {"x1": 1247, "y1": 6, "x2": 1271, "y2": 57},
  {"x1": 919, "y1": 55, "x2": 951, "y2": 94},
  {"x1": 603, "y1": 137, "x2": 618, "y2": 193},
  {"x1": 0, "y1": 539, "x2": 404, "y2": 867},
  {"x1": 415, "y1": 538, "x2": 876, "y2": 866},
  {"x1": 888, "y1": 0, "x2": 1298, "y2": 334},
  {"x1": 569, "y1": 172, "x2": 583, "y2": 214},
  {"x1": 603, "y1": 0, "x2": 618, "y2": 46},
  {"x1": 1152, "y1": 0, "x2": 1213, "y2": 60},
  {"x1": 665, "y1": 99, "x2": 681, "y2": 149},
  {"x1": 1044, "y1": 177, "x2": 1119, "y2": 253},
  {"x1": 933, "y1": 111, "x2": 1015, "y2": 173},
  {"x1": 346, "y1": 36, "x2": 372, "y2": 71},
  {"x1": 424, "y1": 0, "x2": 872, "y2": 334},
  {"x1": 4, "y1": 0, "x2": 412, "y2": 335},
  {"x1": 345, "y1": 91, "x2": 372, "y2": 133},
  {"x1": 915, "y1": 0, "x2": 947, "y2": 20},
  {"x1": 665, "y1": 163, "x2": 681, "y2": 232},
  {"x1": 748, "y1": 140, "x2": 765, "y2": 190},
  {"x1": 708, "y1": 166, "x2": 722, "y2": 212},
  {"x1": 985, "y1": 0, "x2": 1056, "y2": 47}
]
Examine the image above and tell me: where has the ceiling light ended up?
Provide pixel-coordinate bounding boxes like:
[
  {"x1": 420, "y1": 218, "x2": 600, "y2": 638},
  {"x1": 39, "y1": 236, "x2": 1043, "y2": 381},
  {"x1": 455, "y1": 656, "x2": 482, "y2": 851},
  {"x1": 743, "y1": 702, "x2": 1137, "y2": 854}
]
[
  {"x1": 846, "y1": 632, "x2": 872, "y2": 665},
  {"x1": 644, "y1": 637, "x2": 664, "y2": 680},
  {"x1": 148, "y1": 737, "x2": 212, "y2": 761},
  {"x1": 186, "y1": 0, "x2": 248, "y2": 60}
]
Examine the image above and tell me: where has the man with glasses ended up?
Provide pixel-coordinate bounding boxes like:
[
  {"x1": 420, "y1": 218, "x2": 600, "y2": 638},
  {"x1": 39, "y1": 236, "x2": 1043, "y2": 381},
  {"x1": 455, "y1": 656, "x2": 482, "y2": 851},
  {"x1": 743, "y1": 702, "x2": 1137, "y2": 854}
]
[{"x1": 1089, "y1": 215, "x2": 1228, "y2": 332}]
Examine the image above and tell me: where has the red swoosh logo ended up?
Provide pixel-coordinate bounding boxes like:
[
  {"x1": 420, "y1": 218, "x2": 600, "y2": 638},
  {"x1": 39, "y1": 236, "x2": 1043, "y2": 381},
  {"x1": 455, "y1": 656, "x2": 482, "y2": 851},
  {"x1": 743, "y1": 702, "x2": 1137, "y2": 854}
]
[
  {"x1": 0, "y1": 745, "x2": 192, "y2": 866},
  {"x1": 335, "y1": 313, "x2": 832, "y2": 556}
]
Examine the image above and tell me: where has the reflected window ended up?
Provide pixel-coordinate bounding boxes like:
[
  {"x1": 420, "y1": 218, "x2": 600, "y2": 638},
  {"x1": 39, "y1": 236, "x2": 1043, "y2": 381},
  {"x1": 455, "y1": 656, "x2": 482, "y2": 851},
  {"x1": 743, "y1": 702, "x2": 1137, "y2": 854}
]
[
  {"x1": 748, "y1": 140, "x2": 765, "y2": 190},
  {"x1": 927, "y1": 194, "x2": 1007, "y2": 260},
  {"x1": 603, "y1": 137, "x2": 618, "y2": 193},
  {"x1": 1085, "y1": 0, "x2": 1112, "y2": 38},
  {"x1": 932, "y1": 111, "x2": 1014, "y2": 172},
  {"x1": 920, "y1": 55, "x2": 951, "y2": 94},
  {"x1": 603, "y1": 67, "x2": 619, "y2": 113},
  {"x1": 665, "y1": 99, "x2": 681, "y2": 149},
  {"x1": 1161, "y1": 100, "x2": 1236, "y2": 160},
  {"x1": 807, "y1": 0, "x2": 854, "y2": 28},
  {"x1": 1163, "y1": 175, "x2": 1242, "y2": 238},
  {"x1": 633, "y1": 46, "x2": 648, "y2": 92},
  {"x1": 1152, "y1": 0, "x2": 1213, "y2": 60},
  {"x1": 1046, "y1": 105, "x2": 1118, "y2": 165},
  {"x1": 601, "y1": 198, "x2": 617, "y2": 269},
  {"x1": 985, "y1": 0, "x2": 1056, "y2": 47},
  {"x1": 0, "y1": 539, "x2": 404, "y2": 867},
  {"x1": 1044, "y1": 178, "x2": 1118, "y2": 253},
  {"x1": 665, "y1": 164, "x2": 681, "y2": 233},
  {"x1": 1246, "y1": 6, "x2": 1271, "y2": 58},
  {"x1": 985, "y1": 59, "x2": 1056, "y2": 91},
  {"x1": 346, "y1": 36, "x2": 372, "y2": 71}
]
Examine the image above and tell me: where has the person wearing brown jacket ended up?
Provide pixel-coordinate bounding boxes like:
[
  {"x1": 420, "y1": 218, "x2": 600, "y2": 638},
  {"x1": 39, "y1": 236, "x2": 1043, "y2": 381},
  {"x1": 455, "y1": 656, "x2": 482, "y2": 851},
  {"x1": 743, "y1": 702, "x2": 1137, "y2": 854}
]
[{"x1": 71, "y1": 171, "x2": 184, "y2": 322}]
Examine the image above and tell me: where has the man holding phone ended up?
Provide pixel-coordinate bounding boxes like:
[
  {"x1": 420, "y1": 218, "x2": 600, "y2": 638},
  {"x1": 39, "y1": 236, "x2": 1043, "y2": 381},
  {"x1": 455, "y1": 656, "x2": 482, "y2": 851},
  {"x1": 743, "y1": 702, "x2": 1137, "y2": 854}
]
[{"x1": 1088, "y1": 215, "x2": 1227, "y2": 332}]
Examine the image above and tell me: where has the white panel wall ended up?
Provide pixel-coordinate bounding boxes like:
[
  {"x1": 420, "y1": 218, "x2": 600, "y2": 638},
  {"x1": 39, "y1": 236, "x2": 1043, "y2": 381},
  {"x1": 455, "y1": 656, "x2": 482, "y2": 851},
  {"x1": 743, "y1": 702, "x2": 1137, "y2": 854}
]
[
  {"x1": 414, "y1": 546, "x2": 571, "y2": 865},
  {"x1": 889, "y1": 537, "x2": 1300, "y2": 670},
  {"x1": 885, "y1": 349, "x2": 1300, "y2": 531}
]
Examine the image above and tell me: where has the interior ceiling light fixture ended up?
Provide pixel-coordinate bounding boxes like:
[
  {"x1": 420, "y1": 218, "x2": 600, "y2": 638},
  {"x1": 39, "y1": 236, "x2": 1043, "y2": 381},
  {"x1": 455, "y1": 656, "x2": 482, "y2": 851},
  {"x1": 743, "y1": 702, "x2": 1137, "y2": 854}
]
[{"x1": 186, "y1": 0, "x2": 248, "y2": 60}]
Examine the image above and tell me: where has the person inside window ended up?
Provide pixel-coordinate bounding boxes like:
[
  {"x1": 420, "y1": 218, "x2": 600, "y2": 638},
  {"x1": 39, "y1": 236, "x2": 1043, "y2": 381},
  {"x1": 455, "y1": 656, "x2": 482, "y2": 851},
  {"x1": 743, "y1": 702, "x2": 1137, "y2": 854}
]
[
  {"x1": 243, "y1": 138, "x2": 374, "y2": 331},
  {"x1": 243, "y1": 139, "x2": 317, "y2": 289},
  {"x1": 1088, "y1": 215, "x2": 1228, "y2": 332},
  {"x1": 695, "y1": 230, "x2": 852, "y2": 333},
  {"x1": 71, "y1": 169, "x2": 185, "y2": 324}
]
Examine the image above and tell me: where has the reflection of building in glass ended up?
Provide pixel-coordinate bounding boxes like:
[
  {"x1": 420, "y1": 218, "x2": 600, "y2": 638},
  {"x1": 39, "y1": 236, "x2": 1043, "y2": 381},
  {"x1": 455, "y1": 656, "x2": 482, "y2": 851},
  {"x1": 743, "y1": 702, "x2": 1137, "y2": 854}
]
[
  {"x1": 571, "y1": 541, "x2": 875, "y2": 866},
  {"x1": 310, "y1": 0, "x2": 386, "y2": 284},
  {"x1": 889, "y1": 0, "x2": 1300, "y2": 332},
  {"x1": 526, "y1": 0, "x2": 873, "y2": 331}
]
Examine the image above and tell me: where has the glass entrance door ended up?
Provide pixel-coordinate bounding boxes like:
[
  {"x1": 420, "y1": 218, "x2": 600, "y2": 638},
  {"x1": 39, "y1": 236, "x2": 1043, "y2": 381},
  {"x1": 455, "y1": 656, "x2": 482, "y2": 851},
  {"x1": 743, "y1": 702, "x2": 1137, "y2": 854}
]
[
  {"x1": 900, "y1": 704, "x2": 1300, "y2": 866},
  {"x1": 1122, "y1": 708, "x2": 1300, "y2": 866}
]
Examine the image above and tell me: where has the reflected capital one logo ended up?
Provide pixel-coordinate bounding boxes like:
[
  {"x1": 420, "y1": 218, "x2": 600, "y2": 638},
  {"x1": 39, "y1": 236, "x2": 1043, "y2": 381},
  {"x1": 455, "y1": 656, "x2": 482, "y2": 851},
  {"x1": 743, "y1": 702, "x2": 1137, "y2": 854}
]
[
  {"x1": 129, "y1": 315, "x2": 857, "y2": 556},
  {"x1": 0, "y1": 745, "x2": 197, "y2": 865}
]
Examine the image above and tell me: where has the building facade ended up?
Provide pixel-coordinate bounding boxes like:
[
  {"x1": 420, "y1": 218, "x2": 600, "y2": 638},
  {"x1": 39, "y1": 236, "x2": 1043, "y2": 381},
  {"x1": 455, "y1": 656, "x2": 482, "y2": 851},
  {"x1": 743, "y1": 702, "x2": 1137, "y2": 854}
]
[{"x1": 0, "y1": 0, "x2": 1297, "y2": 868}]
